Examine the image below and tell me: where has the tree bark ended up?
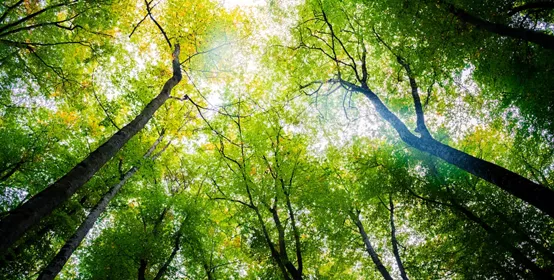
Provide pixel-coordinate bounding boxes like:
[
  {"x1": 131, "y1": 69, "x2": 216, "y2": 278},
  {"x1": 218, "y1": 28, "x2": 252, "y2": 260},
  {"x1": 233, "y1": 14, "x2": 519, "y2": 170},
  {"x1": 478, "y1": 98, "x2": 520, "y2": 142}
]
[
  {"x1": 0, "y1": 45, "x2": 181, "y2": 255},
  {"x1": 342, "y1": 80, "x2": 554, "y2": 219},
  {"x1": 350, "y1": 211, "x2": 394, "y2": 280},
  {"x1": 37, "y1": 133, "x2": 167, "y2": 280},
  {"x1": 389, "y1": 198, "x2": 409, "y2": 280},
  {"x1": 446, "y1": 2, "x2": 554, "y2": 50}
]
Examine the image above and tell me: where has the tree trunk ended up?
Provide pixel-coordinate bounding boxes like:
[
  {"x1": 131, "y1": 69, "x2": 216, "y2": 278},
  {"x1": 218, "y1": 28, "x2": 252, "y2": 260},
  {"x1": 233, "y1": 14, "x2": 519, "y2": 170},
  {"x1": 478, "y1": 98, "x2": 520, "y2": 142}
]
[
  {"x1": 453, "y1": 203, "x2": 553, "y2": 280},
  {"x1": 37, "y1": 133, "x2": 167, "y2": 280},
  {"x1": 153, "y1": 231, "x2": 182, "y2": 280},
  {"x1": 0, "y1": 45, "x2": 181, "y2": 255},
  {"x1": 350, "y1": 211, "x2": 393, "y2": 280},
  {"x1": 138, "y1": 258, "x2": 147, "y2": 280},
  {"x1": 203, "y1": 263, "x2": 215, "y2": 280},
  {"x1": 491, "y1": 207, "x2": 554, "y2": 265},
  {"x1": 446, "y1": 2, "x2": 554, "y2": 50},
  {"x1": 508, "y1": 2, "x2": 554, "y2": 16},
  {"x1": 389, "y1": 198, "x2": 409, "y2": 280},
  {"x1": 0, "y1": 157, "x2": 24, "y2": 181},
  {"x1": 344, "y1": 80, "x2": 554, "y2": 218},
  {"x1": 408, "y1": 190, "x2": 553, "y2": 279}
]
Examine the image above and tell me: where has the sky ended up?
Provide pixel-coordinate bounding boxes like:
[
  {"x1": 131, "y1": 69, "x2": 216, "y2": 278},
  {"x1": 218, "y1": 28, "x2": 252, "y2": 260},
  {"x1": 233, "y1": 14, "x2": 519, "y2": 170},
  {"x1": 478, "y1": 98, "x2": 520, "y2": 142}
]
[{"x1": 223, "y1": 0, "x2": 265, "y2": 9}]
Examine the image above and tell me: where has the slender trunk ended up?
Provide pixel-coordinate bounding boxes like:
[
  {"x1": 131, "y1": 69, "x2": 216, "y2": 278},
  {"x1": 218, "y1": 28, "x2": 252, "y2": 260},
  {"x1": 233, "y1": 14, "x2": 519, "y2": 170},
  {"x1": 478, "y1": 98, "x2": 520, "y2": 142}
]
[
  {"x1": 36, "y1": 166, "x2": 138, "y2": 280},
  {"x1": 254, "y1": 207, "x2": 290, "y2": 280},
  {"x1": 389, "y1": 199, "x2": 409, "y2": 280},
  {"x1": 350, "y1": 211, "x2": 393, "y2": 280},
  {"x1": 203, "y1": 262, "x2": 215, "y2": 280},
  {"x1": 37, "y1": 134, "x2": 166, "y2": 280},
  {"x1": 0, "y1": 45, "x2": 181, "y2": 255},
  {"x1": 0, "y1": 157, "x2": 25, "y2": 181},
  {"x1": 508, "y1": 2, "x2": 554, "y2": 16},
  {"x1": 492, "y1": 208, "x2": 554, "y2": 264},
  {"x1": 285, "y1": 192, "x2": 303, "y2": 276},
  {"x1": 453, "y1": 203, "x2": 553, "y2": 280},
  {"x1": 270, "y1": 206, "x2": 302, "y2": 280},
  {"x1": 445, "y1": 2, "x2": 554, "y2": 50},
  {"x1": 344, "y1": 80, "x2": 554, "y2": 218},
  {"x1": 138, "y1": 259, "x2": 147, "y2": 280},
  {"x1": 153, "y1": 231, "x2": 182, "y2": 280}
]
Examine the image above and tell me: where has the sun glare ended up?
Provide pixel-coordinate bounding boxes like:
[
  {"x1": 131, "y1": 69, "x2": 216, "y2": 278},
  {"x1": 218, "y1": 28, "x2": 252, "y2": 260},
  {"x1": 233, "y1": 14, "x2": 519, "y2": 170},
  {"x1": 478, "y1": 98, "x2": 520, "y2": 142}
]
[{"x1": 222, "y1": 0, "x2": 265, "y2": 9}]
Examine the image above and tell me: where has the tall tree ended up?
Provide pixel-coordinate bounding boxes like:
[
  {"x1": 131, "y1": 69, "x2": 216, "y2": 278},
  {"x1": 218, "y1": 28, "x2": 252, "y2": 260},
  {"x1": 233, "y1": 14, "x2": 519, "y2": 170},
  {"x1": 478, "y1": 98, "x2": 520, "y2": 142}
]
[
  {"x1": 289, "y1": 1, "x2": 554, "y2": 218},
  {"x1": 0, "y1": 44, "x2": 182, "y2": 254},
  {"x1": 37, "y1": 130, "x2": 170, "y2": 280}
]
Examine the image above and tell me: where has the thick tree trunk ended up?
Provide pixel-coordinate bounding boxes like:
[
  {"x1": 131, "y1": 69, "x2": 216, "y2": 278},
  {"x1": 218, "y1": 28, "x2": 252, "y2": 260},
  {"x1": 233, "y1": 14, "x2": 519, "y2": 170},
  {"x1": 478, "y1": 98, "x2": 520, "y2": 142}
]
[
  {"x1": 343, "y1": 81, "x2": 554, "y2": 218},
  {"x1": 37, "y1": 133, "x2": 166, "y2": 280},
  {"x1": 389, "y1": 199, "x2": 409, "y2": 280},
  {"x1": 446, "y1": 3, "x2": 554, "y2": 50},
  {"x1": 350, "y1": 211, "x2": 393, "y2": 280},
  {"x1": 0, "y1": 45, "x2": 181, "y2": 255}
]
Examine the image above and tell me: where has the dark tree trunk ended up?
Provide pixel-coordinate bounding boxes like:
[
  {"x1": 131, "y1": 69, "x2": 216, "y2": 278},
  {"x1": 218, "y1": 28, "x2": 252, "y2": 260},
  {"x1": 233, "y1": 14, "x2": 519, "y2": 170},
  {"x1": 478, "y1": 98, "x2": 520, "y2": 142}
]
[
  {"x1": 491, "y1": 208, "x2": 554, "y2": 265},
  {"x1": 153, "y1": 230, "x2": 182, "y2": 280},
  {"x1": 203, "y1": 263, "x2": 215, "y2": 280},
  {"x1": 389, "y1": 199, "x2": 409, "y2": 280},
  {"x1": 138, "y1": 259, "x2": 147, "y2": 280},
  {"x1": 0, "y1": 158, "x2": 24, "y2": 181},
  {"x1": 0, "y1": 45, "x2": 182, "y2": 255},
  {"x1": 37, "y1": 133, "x2": 166, "y2": 280},
  {"x1": 343, "y1": 80, "x2": 554, "y2": 218},
  {"x1": 408, "y1": 191, "x2": 553, "y2": 279},
  {"x1": 446, "y1": 3, "x2": 554, "y2": 50},
  {"x1": 453, "y1": 203, "x2": 553, "y2": 280},
  {"x1": 350, "y1": 211, "x2": 393, "y2": 280},
  {"x1": 508, "y1": 1, "x2": 554, "y2": 15}
]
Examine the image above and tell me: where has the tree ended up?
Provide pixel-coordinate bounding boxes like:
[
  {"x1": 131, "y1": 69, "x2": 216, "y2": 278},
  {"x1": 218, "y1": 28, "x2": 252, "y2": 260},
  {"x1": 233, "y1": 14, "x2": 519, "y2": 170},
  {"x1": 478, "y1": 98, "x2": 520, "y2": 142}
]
[
  {"x1": 1, "y1": 0, "x2": 554, "y2": 278},
  {"x1": 37, "y1": 129, "x2": 170, "y2": 280},
  {"x1": 286, "y1": 0, "x2": 554, "y2": 218},
  {"x1": 0, "y1": 43, "x2": 182, "y2": 254}
]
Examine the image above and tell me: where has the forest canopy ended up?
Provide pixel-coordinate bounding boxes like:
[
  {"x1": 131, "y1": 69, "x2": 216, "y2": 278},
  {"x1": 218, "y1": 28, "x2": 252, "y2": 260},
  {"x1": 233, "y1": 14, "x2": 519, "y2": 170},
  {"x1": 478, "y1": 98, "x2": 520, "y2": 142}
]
[{"x1": 0, "y1": 0, "x2": 553, "y2": 279}]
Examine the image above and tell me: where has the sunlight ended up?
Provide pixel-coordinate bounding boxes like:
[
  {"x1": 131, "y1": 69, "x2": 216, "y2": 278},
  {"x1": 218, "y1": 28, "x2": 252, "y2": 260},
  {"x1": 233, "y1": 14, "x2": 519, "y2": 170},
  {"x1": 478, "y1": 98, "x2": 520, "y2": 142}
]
[{"x1": 222, "y1": 0, "x2": 265, "y2": 9}]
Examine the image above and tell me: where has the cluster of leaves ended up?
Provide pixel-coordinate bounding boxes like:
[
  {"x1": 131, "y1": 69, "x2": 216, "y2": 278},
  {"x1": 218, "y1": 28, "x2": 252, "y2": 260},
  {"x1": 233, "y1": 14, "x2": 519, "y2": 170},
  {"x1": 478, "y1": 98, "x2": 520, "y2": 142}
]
[{"x1": 1, "y1": 0, "x2": 553, "y2": 279}]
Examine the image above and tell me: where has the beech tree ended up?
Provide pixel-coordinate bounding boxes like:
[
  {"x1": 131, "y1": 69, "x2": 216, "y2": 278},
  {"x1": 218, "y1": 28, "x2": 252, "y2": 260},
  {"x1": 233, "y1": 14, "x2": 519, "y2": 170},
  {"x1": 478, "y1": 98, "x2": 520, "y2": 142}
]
[{"x1": 1, "y1": 0, "x2": 553, "y2": 279}]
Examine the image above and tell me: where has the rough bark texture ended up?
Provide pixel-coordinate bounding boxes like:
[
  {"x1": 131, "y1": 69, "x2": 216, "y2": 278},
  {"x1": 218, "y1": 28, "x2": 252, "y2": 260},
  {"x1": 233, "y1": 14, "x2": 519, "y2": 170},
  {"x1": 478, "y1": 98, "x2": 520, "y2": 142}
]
[
  {"x1": 389, "y1": 199, "x2": 409, "y2": 280},
  {"x1": 0, "y1": 45, "x2": 182, "y2": 255},
  {"x1": 342, "y1": 80, "x2": 554, "y2": 218},
  {"x1": 447, "y1": 3, "x2": 554, "y2": 50},
  {"x1": 350, "y1": 212, "x2": 394, "y2": 280}
]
